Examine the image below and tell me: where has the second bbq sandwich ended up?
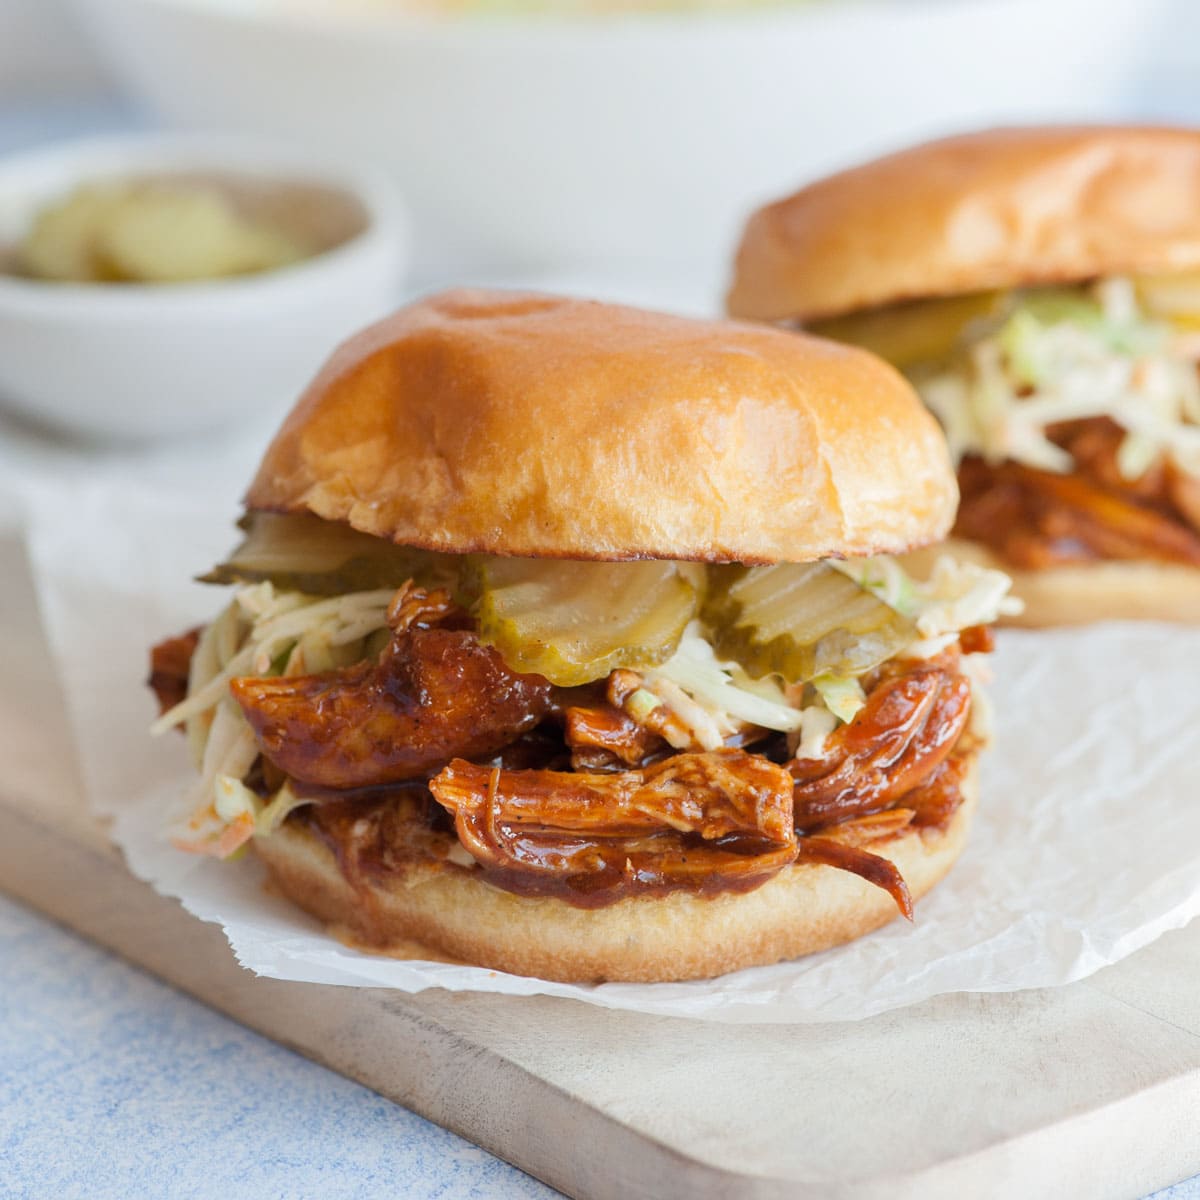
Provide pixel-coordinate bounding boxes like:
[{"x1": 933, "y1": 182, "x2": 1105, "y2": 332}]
[
  {"x1": 150, "y1": 290, "x2": 1014, "y2": 983},
  {"x1": 729, "y1": 126, "x2": 1200, "y2": 624}
]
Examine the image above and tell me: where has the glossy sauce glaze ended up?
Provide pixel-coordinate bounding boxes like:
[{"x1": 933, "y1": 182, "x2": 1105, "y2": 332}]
[
  {"x1": 232, "y1": 626, "x2": 555, "y2": 788},
  {"x1": 288, "y1": 653, "x2": 974, "y2": 913},
  {"x1": 956, "y1": 418, "x2": 1200, "y2": 568}
]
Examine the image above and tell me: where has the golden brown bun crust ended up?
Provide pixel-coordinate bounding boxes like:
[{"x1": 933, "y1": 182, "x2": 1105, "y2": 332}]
[
  {"x1": 252, "y1": 760, "x2": 977, "y2": 984},
  {"x1": 903, "y1": 539, "x2": 1200, "y2": 626},
  {"x1": 729, "y1": 126, "x2": 1200, "y2": 323},
  {"x1": 246, "y1": 289, "x2": 956, "y2": 563}
]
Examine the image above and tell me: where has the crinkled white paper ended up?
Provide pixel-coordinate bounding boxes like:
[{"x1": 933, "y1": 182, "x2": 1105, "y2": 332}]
[{"x1": 21, "y1": 480, "x2": 1200, "y2": 1023}]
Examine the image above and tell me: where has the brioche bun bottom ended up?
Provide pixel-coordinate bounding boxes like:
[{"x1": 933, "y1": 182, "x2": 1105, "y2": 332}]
[
  {"x1": 904, "y1": 540, "x2": 1200, "y2": 627},
  {"x1": 253, "y1": 760, "x2": 977, "y2": 984}
]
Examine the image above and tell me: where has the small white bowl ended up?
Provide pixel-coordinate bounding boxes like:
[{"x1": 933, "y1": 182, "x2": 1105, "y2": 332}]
[{"x1": 0, "y1": 134, "x2": 409, "y2": 441}]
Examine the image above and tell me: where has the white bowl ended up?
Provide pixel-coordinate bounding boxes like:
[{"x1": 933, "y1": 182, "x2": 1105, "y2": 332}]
[
  {"x1": 75, "y1": 0, "x2": 1168, "y2": 280},
  {"x1": 0, "y1": 134, "x2": 408, "y2": 440}
]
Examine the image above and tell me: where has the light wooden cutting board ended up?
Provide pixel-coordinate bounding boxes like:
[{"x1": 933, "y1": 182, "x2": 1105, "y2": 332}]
[{"x1": 3, "y1": 523, "x2": 1199, "y2": 1200}]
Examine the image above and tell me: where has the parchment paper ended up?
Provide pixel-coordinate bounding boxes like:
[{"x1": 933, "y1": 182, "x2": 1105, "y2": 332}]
[{"x1": 20, "y1": 479, "x2": 1200, "y2": 1023}]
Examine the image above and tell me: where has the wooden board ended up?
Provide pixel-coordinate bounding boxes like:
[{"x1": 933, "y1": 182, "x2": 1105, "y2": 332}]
[{"x1": 3, "y1": 523, "x2": 1200, "y2": 1200}]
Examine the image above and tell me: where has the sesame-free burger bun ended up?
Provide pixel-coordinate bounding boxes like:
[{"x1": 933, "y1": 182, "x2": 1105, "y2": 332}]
[
  {"x1": 245, "y1": 289, "x2": 957, "y2": 564},
  {"x1": 728, "y1": 126, "x2": 1200, "y2": 323},
  {"x1": 253, "y1": 758, "x2": 978, "y2": 984}
]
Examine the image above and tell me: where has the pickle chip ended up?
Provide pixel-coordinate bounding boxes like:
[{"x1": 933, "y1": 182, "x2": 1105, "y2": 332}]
[
  {"x1": 809, "y1": 290, "x2": 1005, "y2": 371},
  {"x1": 705, "y1": 561, "x2": 916, "y2": 684},
  {"x1": 474, "y1": 558, "x2": 700, "y2": 687},
  {"x1": 1136, "y1": 270, "x2": 1200, "y2": 328},
  {"x1": 202, "y1": 512, "x2": 460, "y2": 596}
]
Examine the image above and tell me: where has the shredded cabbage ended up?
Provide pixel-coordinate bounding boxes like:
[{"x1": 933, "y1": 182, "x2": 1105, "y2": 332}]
[
  {"x1": 793, "y1": 704, "x2": 839, "y2": 761},
  {"x1": 811, "y1": 674, "x2": 866, "y2": 723},
  {"x1": 157, "y1": 581, "x2": 393, "y2": 857},
  {"x1": 831, "y1": 553, "x2": 1022, "y2": 636},
  {"x1": 644, "y1": 625, "x2": 806, "y2": 743},
  {"x1": 638, "y1": 550, "x2": 1014, "y2": 751},
  {"x1": 915, "y1": 277, "x2": 1200, "y2": 479}
]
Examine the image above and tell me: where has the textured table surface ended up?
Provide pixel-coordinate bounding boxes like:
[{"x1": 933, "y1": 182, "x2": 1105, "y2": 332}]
[
  {"x1": 4, "y1": 887, "x2": 1198, "y2": 1200},
  {"x1": 0, "y1": 892, "x2": 557, "y2": 1200}
]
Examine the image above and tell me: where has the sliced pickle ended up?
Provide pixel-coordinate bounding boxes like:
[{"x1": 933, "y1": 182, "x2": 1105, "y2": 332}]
[
  {"x1": 1135, "y1": 270, "x2": 1200, "y2": 327},
  {"x1": 808, "y1": 290, "x2": 1006, "y2": 370},
  {"x1": 200, "y1": 512, "x2": 462, "y2": 596},
  {"x1": 474, "y1": 558, "x2": 700, "y2": 687},
  {"x1": 705, "y1": 562, "x2": 916, "y2": 684}
]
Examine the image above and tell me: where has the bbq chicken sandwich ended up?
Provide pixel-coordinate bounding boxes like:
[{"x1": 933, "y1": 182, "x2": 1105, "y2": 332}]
[
  {"x1": 729, "y1": 126, "x2": 1200, "y2": 624},
  {"x1": 149, "y1": 290, "x2": 1015, "y2": 983}
]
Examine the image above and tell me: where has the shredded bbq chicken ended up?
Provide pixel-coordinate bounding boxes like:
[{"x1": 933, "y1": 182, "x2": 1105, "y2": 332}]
[
  {"x1": 429, "y1": 750, "x2": 800, "y2": 900},
  {"x1": 563, "y1": 702, "x2": 666, "y2": 769},
  {"x1": 432, "y1": 749, "x2": 795, "y2": 858},
  {"x1": 956, "y1": 417, "x2": 1200, "y2": 568},
  {"x1": 231, "y1": 626, "x2": 554, "y2": 789},
  {"x1": 148, "y1": 628, "x2": 200, "y2": 714},
  {"x1": 1167, "y1": 462, "x2": 1200, "y2": 530},
  {"x1": 796, "y1": 839, "x2": 912, "y2": 919},
  {"x1": 789, "y1": 661, "x2": 971, "y2": 833}
]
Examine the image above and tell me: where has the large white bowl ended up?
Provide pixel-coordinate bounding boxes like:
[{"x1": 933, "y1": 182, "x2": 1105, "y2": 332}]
[
  {"x1": 75, "y1": 0, "x2": 1171, "y2": 280},
  {"x1": 0, "y1": 134, "x2": 408, "y2": 440}
]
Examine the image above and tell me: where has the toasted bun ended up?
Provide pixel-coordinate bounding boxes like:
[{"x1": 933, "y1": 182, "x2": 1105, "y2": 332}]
[
  {"x1": 252, "y1": 759, "x2": 976, "y2": 984},
  {"x1": 729, "y1": 126, "x2": 1200, "y2": 323},
  {"x1": 245, "y1": 289, "x2": 956, "y2": 563},
  {"x1": 903, "y1": 539, "x2": 1200, "y2": 626}
]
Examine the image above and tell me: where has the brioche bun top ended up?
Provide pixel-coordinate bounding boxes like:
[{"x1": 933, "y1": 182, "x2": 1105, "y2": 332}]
[
  {"x1": 728, "y1": 125, "x2": 1200, "y2": 323},
  {"x1": 246, "y1": 289, "x2": 956, "y2": 562}
]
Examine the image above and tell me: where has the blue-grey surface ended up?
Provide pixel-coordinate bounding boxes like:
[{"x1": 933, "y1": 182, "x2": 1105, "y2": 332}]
[
  {"x1": 2, "y1": 891, "x2": 1197, "y2": 1200},
  {"x1": 0, "y1": 893, "x2": 559, "y2": 1200}
]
